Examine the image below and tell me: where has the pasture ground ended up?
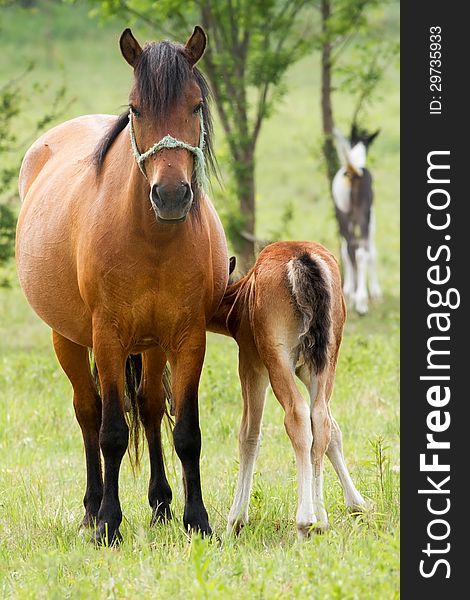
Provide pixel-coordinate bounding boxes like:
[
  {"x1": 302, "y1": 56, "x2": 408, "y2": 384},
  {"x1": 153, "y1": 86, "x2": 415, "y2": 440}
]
[{"x1": 0, "y1": 2, "x2": 399, "y2": 598}]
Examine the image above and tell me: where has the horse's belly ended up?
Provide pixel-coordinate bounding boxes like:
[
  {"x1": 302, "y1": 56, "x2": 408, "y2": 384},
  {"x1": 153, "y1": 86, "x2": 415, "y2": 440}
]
[{"x1": 16, "y1": 193, "x2": 93, "y2": 347}]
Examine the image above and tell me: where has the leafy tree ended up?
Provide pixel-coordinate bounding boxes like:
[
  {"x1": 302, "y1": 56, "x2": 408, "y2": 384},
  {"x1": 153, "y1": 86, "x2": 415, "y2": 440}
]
[
  {"x1": 0, "y1": 0, "x2": 72, "y2": 274},
  {"x1": 89, "y1": 0, "x2": 314, "y2": 271},
  {"x1": 315, "y1": 0, "x2": 398, "y2": 186}
]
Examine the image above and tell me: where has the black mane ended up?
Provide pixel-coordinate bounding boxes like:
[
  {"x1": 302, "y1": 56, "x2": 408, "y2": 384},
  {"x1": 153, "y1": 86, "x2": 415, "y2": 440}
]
[{"x1": 93, "y1": 41, "x2": 216, "y2": 182}]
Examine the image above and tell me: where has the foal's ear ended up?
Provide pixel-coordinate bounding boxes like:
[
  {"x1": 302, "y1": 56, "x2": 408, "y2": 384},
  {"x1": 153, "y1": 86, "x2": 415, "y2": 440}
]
[
  {"x1": 185, "y1": 26, "x2": 207, "y2": 66},
  {"x1": 229, "y1": 256, "x2": 236, "y2": 275},
  {"x1": 367, "y1": 129, "x2": 380, "y2": 145},
  {"x1": 350, "y1": 123, "x2": 359, "y2": 144},
  {"x1": 120, "y1": 28, "x2": 142, "y2": 68}
]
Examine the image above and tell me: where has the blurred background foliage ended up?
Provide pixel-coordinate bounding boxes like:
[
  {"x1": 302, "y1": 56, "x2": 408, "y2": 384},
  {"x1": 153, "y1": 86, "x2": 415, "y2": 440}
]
[{"x1": 0, "y1": 0, "x2": 398, "y2": 274}]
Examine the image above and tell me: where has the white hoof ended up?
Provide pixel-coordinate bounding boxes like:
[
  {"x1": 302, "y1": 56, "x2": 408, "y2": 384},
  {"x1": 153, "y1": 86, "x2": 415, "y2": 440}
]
[
  {"x1": 355, "y1": 294, "x2": 369, "y2": 315},
  {"x1": 370, "y1": 284, "x2": 383, "y2": 302},
  {"x1": 343, "y1": 284, "x2": 355, "y2": 301},
  {"x1": 226, "y1": 516, "x2": 247, "y2": 536}
]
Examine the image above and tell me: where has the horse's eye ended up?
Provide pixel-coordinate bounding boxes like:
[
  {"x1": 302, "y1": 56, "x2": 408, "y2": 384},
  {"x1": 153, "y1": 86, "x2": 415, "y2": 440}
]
[
  {"x1": 193, "y1": 102, "x2": 203, "y2": 115},
  {"x1": 130, "y1": 105, "x2": 141, "y2": 118}
]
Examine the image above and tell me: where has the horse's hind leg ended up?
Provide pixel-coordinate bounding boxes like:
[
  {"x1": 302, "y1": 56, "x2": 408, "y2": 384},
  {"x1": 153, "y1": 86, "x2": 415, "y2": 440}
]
[
  {"x1": 138, "y1": 348, "x2": 173, "y2": 525},
  {"x1": 227, "y1": 348, "x2": 268, "y2": 535},
  {"x1": 52, "y1": 331, "x2": 103, "y2": 528},
  {"x1": 326, "y1": 415, "x2": 367, "y2": 512},
  {"x1": 267, "y1": 352, "x2": 315, "y2": 538},
  {"x1": 297, "y1": 365, "x2": 366, "y2": 514},
  {"x1": 354, "y1": 241, "x2": 370, "y2": 315},
  {"x1": 306, "y1": 370, "x2": 332, "y2": 531},
  {"x1": 368, "y1": 210, "x2": 382, "y2": 301}
]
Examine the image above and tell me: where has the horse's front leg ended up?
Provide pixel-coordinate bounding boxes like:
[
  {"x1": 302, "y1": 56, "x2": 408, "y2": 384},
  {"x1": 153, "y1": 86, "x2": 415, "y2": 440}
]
[
  {"x1": 92, "y1": 332, "x2": 128, "y2": 545},
  {"x1": 169, "y1": 332, "x2": 211, "y2": 535}
]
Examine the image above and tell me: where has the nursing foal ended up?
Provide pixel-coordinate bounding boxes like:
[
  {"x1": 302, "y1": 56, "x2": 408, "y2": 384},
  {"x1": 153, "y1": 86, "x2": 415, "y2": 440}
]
[
  {"x1": 332, "y1": 125, "x2": 381, "y2": 314},
  {"x1": 208, "y1": 242, "x2": 366, "y2": 537}
]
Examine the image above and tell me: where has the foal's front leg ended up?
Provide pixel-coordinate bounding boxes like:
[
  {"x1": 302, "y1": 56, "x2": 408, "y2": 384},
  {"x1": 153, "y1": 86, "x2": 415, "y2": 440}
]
[{"x1": 169, "y1": 333, "x2": 211, "y2": 535}]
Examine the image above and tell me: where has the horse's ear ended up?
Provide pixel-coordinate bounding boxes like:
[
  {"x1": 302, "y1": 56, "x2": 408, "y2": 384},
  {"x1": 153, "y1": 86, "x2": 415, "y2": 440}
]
[
  {"x1": 185, "y1": 26, "x2": 207, "y2": 66},
  {"x1": 350, "y1": 123, "x2": 359, "y2": 144},
  {"x1": 229, "y1": 256, "x2": 236, "y2": 275},
  {"x1": 367, "y1": 129, "x2": 380, "y2": 145},
  {"x1": 120, "y1": 28, "x2": 142, "y2": 68}
]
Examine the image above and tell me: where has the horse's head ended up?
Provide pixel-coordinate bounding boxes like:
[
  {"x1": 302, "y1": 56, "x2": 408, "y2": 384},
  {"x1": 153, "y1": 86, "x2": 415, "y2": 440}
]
[
  {"x1": 120, "y1": 27, "x2": 213, "y2": 223},
  {"x1": 350, "y1": 124, "x2": 380, "y2": 153}
]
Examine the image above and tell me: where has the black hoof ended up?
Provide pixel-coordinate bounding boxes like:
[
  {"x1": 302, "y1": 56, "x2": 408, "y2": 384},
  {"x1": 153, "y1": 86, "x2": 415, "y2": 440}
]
[
  {"x1": 81, "y1": 512, "x2": 98, "y2": 529},
  {"x1": 150, "y1": 504, "x2": 172, "y2": 526},
  {"x1": 184, "y1": 516, "x2": 212, "y2": 537},
  {"x1": 91, "y1": 522, "x2": 123, "y2": 547}
]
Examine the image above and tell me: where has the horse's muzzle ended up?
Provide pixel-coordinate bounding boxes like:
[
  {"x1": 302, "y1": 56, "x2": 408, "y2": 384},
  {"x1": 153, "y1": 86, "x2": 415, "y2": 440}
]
[{"x1": 150, "y1": 182, "x2": 193, "y2": 223}]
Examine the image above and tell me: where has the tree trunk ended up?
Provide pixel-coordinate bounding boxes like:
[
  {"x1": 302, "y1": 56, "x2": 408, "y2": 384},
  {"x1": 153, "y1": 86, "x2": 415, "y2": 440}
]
[
  {"x1": 233, "y1": 148, "x2": 256, "y2": 273},
  {"x1": 321, "y1": 0, "x2": 339, "y2": 188}
]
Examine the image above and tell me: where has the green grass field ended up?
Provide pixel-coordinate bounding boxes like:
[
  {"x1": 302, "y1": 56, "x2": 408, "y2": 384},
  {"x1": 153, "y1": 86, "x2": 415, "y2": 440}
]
[{"x1": 0, "y1": 2, "x2": 399, "y2": 598}]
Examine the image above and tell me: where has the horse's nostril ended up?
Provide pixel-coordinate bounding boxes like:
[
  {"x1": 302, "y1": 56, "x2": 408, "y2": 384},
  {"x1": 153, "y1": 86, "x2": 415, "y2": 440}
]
[
  {"x1": 151, "y1": 184, "x2": 160, "y2": 205},
  {"x1": 182, "y1": 182, "x2": 192, "y2": 204}
]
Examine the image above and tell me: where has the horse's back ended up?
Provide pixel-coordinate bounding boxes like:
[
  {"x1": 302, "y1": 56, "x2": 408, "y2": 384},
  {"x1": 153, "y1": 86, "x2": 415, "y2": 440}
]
[{"x1": 19, "y1": 114, "x2": 116, "y2": 200}]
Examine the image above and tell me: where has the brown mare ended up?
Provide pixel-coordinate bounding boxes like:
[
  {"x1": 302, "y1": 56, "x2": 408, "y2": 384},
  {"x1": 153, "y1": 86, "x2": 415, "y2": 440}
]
[
  {"x1": 16, "y1": 27, "x2": 228, "y2": 544},
  {"x1": 209, "y1": 242, "x2": 366, "y2": 537}
]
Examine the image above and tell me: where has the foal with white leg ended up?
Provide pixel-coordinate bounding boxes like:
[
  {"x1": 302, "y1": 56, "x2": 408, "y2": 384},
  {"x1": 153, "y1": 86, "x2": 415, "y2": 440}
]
[
  {"x1": 332, "y1": 125, "x2": 381, "y2": 315},
  {"x1": 208, "y1": 241, "x2": 366, "y2": 538}
]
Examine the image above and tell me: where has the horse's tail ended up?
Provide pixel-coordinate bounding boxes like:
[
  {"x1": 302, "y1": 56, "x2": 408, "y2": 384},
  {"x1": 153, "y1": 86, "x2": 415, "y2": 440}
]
[
  {"x1": 287, "y1": 253, "x2": 332, "y2": 375},
  {"x1": 90, "y1": 354, "x2": 174, "y2": 469},
  {"x1": 125, "y1": 354, "x2": 143, "y2": 470}
]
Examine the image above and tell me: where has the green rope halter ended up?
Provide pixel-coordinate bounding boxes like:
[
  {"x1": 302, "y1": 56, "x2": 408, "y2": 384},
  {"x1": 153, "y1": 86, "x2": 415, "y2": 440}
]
[{"x1": 128, "y1": 108, "x2": 208, "y2": 193}]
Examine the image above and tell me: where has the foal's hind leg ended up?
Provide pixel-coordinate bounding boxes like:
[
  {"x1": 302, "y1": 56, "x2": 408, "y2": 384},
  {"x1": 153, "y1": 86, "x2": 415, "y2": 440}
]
[
  {"x1": 297, "y1": 364, "x2": 365, "y2": 514},
  {"x1": 267, "y1": 353, "x2": 315, "y2": 538},
  {"x1": 138, "y1": 348, "x2": 173, "y2": 525},
  {"x1": 227, "y1": 349, "x2": 268, "y2": 535},
  {"x1": 367, "y1": 210, "x2": 382, "y2": 301},
  {"x1": 308, "y1": 372, "x2": 332, "y2": 530},
  {"x1": 354, "y1": 242, "x2": 370, "y2": 315},
  {"x1": 52, "y1": 331, "x2": 103, "y2": 528},
  {"x1": 327, "y1": 415, "x2": 367, "y2": 512}
]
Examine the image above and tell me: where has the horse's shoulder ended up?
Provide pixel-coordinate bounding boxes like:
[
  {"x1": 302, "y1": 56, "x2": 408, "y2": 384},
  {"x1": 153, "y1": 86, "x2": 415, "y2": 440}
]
[{"x1": 19, "y1": 115, "x2": 117, "y2": 200}]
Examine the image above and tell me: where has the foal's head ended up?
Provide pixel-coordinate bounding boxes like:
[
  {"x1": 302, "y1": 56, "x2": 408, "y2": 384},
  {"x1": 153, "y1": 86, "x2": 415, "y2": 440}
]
[
  {"x1": 350, "y1": 124, "x2": 379, "y2": 159},
  {"x1": 120, "y1": 27, "x2": 214, "y2": 223}
]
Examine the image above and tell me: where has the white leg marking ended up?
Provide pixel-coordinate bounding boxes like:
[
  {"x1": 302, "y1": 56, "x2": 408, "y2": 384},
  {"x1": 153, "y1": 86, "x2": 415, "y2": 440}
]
[
  {"x1": 368, "y1": 211, "x2": 382, "y2": 301},
  {"x1": 354, "y1": 245, "x2": 369, "y2": 314},
  {"x1": 227, "y1": 365, "x2": 268, "y2": 535},
  {"x1": 291, "y1": 400, "x2": 315, "y2": 538},
  {"x1": 326, "y1": 417, "x2": 367, "y2": 511},
  {"x1": 310, "y1": 377, "x2": 331, "y2": 531},
  {"x1": 341, "y1": 239, "x2": 355, "y2": 300}
]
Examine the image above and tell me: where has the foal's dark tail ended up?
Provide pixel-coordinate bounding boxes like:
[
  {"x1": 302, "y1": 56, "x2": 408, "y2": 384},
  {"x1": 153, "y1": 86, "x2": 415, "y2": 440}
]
[{"x1": 287, "y1": 253, "x2": 331, "y2": 374}]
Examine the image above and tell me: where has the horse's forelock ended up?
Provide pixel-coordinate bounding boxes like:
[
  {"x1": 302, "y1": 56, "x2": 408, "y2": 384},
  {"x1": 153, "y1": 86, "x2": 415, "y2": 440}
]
[
  {"x1": 94, "y1": 39, "x2": 217, "y2": 193},
  {"x1": 134, "y1": 42, "x2": 191, "y2": 119}
]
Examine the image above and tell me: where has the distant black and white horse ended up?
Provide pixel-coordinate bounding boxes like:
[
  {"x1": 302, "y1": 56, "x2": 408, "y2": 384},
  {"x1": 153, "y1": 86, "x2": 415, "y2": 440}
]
[{"x1": 332, "y1": 125, "x2": 381, "y2": 314}]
